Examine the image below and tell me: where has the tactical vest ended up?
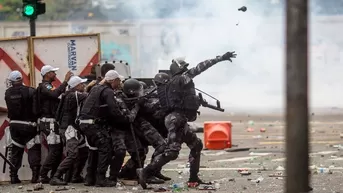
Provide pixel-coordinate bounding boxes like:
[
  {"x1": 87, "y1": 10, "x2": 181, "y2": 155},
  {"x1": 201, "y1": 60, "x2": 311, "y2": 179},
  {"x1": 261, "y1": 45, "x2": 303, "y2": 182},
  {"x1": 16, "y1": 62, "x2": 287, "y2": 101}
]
[
  {"x1": 80, "y1": 85, "x2": 107, "y2": 120},
  {"x1": 5, "y1": 85, "x2": 34, "y2": 121},
  {"x1": 57, "y1": 91, "x2": 84, "y2": 129},
  {"x1": 157, "y1": 75, "x2": 200, "y2": 121}
]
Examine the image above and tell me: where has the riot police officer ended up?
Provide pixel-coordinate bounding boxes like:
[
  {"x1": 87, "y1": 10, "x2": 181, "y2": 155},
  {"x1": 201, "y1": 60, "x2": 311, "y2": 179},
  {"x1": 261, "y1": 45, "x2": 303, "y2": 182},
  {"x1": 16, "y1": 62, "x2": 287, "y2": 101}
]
[
  {"x1": 137, "y1": 52, "x2": 237, "y2": 189},
  {"x1": 37, "y1": 65, "x2": 73, "y2": 183},
  {"x1": 5, "y1": 71, "x2": 39, "y2": 184},
  {"x1": 85, "y1": 63, "x2": 115, "y2": 92},
  {"x1": 79, "y1": 70, "x2": 133, "y2": 187},
  {"x1": 117, "y1": 79, "x2": 167, "y2": 184},
  {"x1": 50, "y1": 76, "x2": 89, "y2": 186}
]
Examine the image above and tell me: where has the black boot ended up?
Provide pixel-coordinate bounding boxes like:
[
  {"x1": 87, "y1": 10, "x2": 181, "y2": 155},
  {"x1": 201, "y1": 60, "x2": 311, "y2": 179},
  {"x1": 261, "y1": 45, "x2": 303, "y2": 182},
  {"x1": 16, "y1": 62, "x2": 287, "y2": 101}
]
[
  {"x1": 84, "y1": 173, "x2": 95, "y2": 186},
  {"x1": 108, "y1": 176, "x2": 118, "y2": 184},
  {"x1": 10, "y1": 169, "x2": 21, "y2": 184},
  {"x1": 188, "y1": 176, "x2": 210, "y2": 186},
  {"x1": 154, "y1": 172, "x2": 171, "y2": 181},
  {"x1": 71, "y1": 176, "x2": 84, "y2": 183},
  {"x1": 50, "y1": 170, "x2": 67, "y2": 186},
  {"x1": 146, "y1": 176, "x2": 164, "y2": 184},
  {"x1": 31, "y1": 166, "x2": 40, "y2": 183},
  {"x1": 39, "y1": 167, "x2": 50, "y2": 184},
  {"x1": 95, "y1": 174, "x2": 116, "y2": 187}
]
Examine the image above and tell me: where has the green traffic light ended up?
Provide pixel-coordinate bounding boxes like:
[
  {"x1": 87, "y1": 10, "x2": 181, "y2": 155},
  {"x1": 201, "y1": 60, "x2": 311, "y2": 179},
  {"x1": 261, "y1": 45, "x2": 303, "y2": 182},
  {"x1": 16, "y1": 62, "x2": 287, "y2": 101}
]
[{"x1": 23, "y1": 5, "x2": 35, "y2": 16}]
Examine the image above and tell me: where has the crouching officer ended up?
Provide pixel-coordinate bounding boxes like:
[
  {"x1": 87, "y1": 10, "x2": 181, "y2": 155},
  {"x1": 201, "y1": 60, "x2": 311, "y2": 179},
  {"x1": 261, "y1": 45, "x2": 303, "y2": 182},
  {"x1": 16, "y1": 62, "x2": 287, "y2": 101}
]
[
  {"x1": 78, "y1": 70, "x2": 133, "y2": 187},
  {"x1": 118, "y1": 79, "x2": 167, "y2": 184},
  {"x1": 50, "y1": 76, "x2": 89, "y2": 186},
  {"x1": 37, "y1": 65, "x2": 73, "y2": 183},
  {"x1": 5, "y1": 71, "x2": 39, "y2": 184}
]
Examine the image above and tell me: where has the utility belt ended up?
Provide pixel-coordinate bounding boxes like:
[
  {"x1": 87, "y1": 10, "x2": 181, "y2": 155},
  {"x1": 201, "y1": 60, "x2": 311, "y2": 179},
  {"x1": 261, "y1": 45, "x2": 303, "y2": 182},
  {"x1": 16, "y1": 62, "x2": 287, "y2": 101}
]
[
  {"x1": 9, "y1": 120, "x2": 37, "y2": 127},
  {"x1": 38, "y1": 117, "x2": 56, "y2": 123},
  {"x1": 38, "y1": 117, "x2": 58, "y2": 132},
  {"x1": 79, "y1": 119, "x2": 107, "y2": 125}
]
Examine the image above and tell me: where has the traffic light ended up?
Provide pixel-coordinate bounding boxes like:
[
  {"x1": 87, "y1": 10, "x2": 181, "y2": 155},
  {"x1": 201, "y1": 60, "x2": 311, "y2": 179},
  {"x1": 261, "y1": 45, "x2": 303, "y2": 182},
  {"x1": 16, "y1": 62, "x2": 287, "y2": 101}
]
[{"x1": 22, "y1": 0, "x2": 46, "y2": 19}]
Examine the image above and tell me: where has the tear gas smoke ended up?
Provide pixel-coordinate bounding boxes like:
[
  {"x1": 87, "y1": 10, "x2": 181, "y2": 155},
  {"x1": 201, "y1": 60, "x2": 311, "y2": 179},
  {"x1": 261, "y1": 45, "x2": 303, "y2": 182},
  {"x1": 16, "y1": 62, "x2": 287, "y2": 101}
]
[{"x1": 123, "y1": 0, "x2": 342, "y2": 113}]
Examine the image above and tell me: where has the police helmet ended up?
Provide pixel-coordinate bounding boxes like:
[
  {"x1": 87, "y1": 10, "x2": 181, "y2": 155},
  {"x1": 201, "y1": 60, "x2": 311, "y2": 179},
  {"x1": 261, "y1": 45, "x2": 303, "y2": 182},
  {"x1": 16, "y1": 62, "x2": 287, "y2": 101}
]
[
  {"x1": 169, "y1": 57, "x2": 189, "y2": 76},
  {"x1": 153, "y1": 72, "x2": 170, "y2": 85},
  {"x1": 123, "y1": 78, "x2": 143, "y2": 97},
  {"x1": 139, "y1": 81, "x2": 148, "y2": 89}
]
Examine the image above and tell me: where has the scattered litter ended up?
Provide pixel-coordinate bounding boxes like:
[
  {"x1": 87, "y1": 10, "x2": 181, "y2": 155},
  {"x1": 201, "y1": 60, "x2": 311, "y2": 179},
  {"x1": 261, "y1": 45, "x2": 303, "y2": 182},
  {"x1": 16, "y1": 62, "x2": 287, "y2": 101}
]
[
  {"x1": 132, "y1": 187, "x2": 138, "y2": 190},
  {"x1": 260, "y1": 128, "x2": 266, "y2": 132},
  {"x1": 252, "y1": 135, "x2": 262, "y2": 139},
  {"x1": 238, "y1": 169, "x2": 251, "y2": 176},
  {"x1": 248, "y1": 120, "x2": 254, "y2": 125},
  {"x1": 340, "y1": 133, "x2": 343, "y2": 138},
  {"x1": 268, "y1": 172, "x2": 285, "y2": 177},
  {"x1": 247, "y1": 128, "x2": 254, "y2": 132},
  {"x1": 18, "y1": 186, "x2": 23, "y2": 189},
  {"x1": 251, "y1": 176, "x2": 264, "y2": 183},
  {"x1": 33, "y1": 183, "x2": 44, "y2": 191},
  {"x1": 316, "y1": 167, "x2": 332, "y2": 174},
  {"x1": 26, "y1": 189, "x2": 33, "y2": 192},
  {"x1": 154, "y1": 187, "x2": 169, "y2": 192},
  {"x1": 197, "y1": 184, "x2": 216, "y2": 190},
  {"x1": 275, "y1": 166, "x2": 285, "y2": 171},
  {"x1": 55, "y1": 186, "x2": 69, "y2": 191},
  {"x1": 49, "y1": 191, "x2": 55, "y2": 193}
]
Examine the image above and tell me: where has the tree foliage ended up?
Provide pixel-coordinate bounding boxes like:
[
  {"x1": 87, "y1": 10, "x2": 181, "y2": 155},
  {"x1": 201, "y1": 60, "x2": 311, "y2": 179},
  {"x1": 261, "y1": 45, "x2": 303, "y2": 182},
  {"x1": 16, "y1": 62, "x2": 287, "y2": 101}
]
[{"x1": 0, "y1": 0, "x2": 91, "y2": 21}]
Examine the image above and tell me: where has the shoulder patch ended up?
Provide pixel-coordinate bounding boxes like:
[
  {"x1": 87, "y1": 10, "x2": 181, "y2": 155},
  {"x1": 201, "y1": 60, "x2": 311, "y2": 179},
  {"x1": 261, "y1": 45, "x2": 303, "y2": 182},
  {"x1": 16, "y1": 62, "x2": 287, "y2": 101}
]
[{"x1": 46, "y1": 84, "x2": 53, "y2": 90}]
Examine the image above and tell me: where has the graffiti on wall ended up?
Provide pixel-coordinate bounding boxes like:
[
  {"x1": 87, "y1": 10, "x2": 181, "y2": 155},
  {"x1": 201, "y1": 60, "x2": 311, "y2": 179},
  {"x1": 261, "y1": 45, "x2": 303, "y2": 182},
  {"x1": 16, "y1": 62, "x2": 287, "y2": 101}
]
[
  {"x1": 71, "y1": 24, "x2": 133, "y2": 65},
  {"x1": 11, "y1": 31, "x2": 28, "y2": 37},
  {"x1": 101, "y1": 41, "x2": 132, "y2": 64}
]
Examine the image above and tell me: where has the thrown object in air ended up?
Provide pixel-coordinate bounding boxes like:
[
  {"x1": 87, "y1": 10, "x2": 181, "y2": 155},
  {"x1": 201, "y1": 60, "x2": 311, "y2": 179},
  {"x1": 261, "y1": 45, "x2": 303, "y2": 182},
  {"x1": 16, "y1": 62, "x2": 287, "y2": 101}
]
[{"x1": 238, "y1": 6, "x2": 247, "y2": 12}]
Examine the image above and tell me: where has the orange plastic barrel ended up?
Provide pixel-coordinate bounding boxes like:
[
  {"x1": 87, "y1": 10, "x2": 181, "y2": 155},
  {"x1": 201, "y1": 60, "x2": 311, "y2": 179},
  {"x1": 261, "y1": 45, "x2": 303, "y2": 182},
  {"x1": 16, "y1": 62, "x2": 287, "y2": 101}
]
[{"x1": 204, "y1": 121, "x2": 232, "y2": 150}]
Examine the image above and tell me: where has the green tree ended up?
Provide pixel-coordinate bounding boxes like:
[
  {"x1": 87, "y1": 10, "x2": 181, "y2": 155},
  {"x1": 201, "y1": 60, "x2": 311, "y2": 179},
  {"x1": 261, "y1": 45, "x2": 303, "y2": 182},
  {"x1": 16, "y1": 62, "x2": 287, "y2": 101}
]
[{"x1": 0, "y1": 0, "x2": 23, "y2": 21}]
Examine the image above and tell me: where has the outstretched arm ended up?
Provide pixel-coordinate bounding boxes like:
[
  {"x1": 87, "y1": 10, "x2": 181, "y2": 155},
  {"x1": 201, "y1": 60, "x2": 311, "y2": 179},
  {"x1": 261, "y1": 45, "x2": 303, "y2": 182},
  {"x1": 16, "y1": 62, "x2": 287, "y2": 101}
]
[{"x1": 185, "y1": 51, "x2": 237, "y2": 79}]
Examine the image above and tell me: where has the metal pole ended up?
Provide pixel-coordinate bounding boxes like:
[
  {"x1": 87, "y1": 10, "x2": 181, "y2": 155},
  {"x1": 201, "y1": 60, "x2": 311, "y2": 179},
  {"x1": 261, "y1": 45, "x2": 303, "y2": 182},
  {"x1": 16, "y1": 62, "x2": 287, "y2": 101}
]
[
  {"x1": 285, "y1": 0, "x2": 309, "y2": 192},
  {"x1": 30, "y1": 18, "x2": 36, "y2": 36}
]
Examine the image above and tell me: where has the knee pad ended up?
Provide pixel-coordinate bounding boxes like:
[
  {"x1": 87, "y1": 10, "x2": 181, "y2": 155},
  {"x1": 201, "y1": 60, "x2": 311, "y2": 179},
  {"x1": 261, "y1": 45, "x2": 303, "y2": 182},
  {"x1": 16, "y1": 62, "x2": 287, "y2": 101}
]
[{"x1": 164, "y1": 151, "x2": 179, "y2": 161}]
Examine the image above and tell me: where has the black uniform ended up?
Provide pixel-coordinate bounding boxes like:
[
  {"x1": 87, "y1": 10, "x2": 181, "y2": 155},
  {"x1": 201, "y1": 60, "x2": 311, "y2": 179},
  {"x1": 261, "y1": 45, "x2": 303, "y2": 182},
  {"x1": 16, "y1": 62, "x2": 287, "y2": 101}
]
[
  {"x1": 50, "y1": 90, "x2": 88, "y2": 185},
  {"x1": 79, "y1": 83, "x2": 129, "y2": 187},
  {"x1": 138, "y1": 54, "x2": 236, "y2": 189},
  {"x1": 36, "y1": 80, "x2": 68, "y2": 183},
  {"x1": 108, "y1": 90, "x2": 145, "y2": 182},
  {"x1": 5, "y1": 84, "x2": 39, "y2": 183},
  {"x1": 117, "y1": 80, "x2": 166, "y2": 184}
]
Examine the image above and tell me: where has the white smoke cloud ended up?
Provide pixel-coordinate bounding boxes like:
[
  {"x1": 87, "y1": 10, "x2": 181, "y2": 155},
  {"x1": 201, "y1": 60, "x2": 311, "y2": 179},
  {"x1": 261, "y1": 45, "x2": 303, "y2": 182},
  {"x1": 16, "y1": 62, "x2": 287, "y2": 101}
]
[{"x1": 119, "y1": 0, "x2": 342, "y2": 112}]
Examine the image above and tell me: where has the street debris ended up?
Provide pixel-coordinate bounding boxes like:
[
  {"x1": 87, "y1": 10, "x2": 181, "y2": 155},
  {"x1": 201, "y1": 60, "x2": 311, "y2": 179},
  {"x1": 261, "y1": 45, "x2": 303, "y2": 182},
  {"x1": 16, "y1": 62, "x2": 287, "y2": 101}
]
[
  {"x1": 55, "y1": 186, "x2": 69, "y2": 191},
  {"x1": 247, "y1": 128, "x2": 254, "y2": 132},
  {"x1": 154, "y1": 187, "x2": 169, "y2": 192},
  {"x1": 251, "y1": 176, "x2": 264, "y2": 183},
  {"x1": 260, "y1": 128, "x2": 266, "y2": 132},
  {"x1": 33, "y1": 182, "x2": 44, "y2": 191},
  {"x1": 238, "y1": 169, "x2": 251, "y2": 176},
  {"x1": 198, "y1": 184, "x2": 216, "y2": 190},
  {"x1": 269, "y1": 172, "x2": 285, "y2": 177}
]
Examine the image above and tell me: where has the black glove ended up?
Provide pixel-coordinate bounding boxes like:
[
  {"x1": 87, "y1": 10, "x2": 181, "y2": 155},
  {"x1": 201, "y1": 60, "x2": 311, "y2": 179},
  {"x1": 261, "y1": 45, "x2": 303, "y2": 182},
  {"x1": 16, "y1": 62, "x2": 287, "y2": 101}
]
[{"x1": 221, "y1": 51, "x2": 237, "y2": 62}]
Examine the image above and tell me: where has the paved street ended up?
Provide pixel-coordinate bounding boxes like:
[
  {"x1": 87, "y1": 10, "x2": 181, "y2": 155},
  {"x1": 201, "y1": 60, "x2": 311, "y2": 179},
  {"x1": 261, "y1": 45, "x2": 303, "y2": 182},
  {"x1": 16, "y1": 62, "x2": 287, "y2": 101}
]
[{"x1": 1, "y1": 113, "x2": 343, "y2": 193}]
